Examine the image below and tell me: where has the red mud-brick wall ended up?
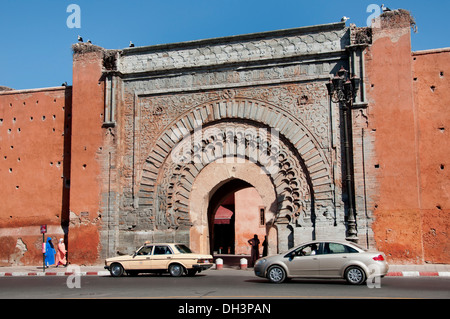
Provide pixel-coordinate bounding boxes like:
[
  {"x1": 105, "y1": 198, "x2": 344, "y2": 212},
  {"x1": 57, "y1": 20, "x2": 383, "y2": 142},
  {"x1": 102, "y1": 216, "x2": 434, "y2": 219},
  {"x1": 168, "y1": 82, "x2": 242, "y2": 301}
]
[
  {"x1": 68, "y1": 44, "x2": 106, "y2": 264},
  {"x1": 0, "y1": 87, "x2": 72, "y2": 266},
  {"x1": 412, "y1": 49, "x2": 450, "y2": 264},
  {"x1": 364, "y1": 11, "x2": 423, "y2": 263},
  {"x1": 365, "y1": 10, "x2": 450, "y2": 264}
]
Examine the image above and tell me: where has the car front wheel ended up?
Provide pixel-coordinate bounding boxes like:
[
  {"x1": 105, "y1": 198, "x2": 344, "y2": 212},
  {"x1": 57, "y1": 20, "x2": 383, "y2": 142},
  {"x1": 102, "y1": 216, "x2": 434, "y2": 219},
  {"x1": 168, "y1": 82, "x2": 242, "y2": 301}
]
[
  {"x1": 345, "y1": 266, "x2": 366, "y2": 285},
  {"x1": 169, "y1": 263, "x2": 184, "y2": 277},
  {"x1": 267, "y1": 265, "x2": 286, "y2": 284},
  {"x1": 110, "y1": 263, "x2": 124, "y2": 277}
]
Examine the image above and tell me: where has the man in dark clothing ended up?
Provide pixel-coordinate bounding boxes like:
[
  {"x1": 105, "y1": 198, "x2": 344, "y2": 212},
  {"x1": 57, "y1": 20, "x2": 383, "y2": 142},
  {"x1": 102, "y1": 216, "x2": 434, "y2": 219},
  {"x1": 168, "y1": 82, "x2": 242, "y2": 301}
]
[{"x1": 248, "y1": 234, "x2": 260, "y2": 267}]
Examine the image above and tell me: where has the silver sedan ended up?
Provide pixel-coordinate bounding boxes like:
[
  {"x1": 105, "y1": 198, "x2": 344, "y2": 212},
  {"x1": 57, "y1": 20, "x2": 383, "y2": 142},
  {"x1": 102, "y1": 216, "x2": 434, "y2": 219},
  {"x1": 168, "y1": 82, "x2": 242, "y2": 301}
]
[{"x1": 254, "y1": 240, "x2": 389, "y2": 285}]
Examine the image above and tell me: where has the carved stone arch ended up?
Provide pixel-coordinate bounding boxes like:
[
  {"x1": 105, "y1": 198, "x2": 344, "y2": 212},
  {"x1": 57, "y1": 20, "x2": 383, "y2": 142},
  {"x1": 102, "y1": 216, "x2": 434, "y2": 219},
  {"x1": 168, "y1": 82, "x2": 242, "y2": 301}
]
[
  {"x1": 137, "y1": 98, "x2": 335, "y2": 250},
  {"x1": 139, "y1": 98, "x2": 332, "y2": 197}
]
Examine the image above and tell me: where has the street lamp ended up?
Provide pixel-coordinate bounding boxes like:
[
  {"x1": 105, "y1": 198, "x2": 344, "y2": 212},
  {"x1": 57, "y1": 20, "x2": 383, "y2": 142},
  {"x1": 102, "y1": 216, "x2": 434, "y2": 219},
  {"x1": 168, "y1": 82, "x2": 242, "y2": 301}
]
[
  {"x1": 326, "y1": 66, "x2": 360, "y2": 242},
  {"x1": 326, "y1": 66, "x2": 361, "y2": 104}
]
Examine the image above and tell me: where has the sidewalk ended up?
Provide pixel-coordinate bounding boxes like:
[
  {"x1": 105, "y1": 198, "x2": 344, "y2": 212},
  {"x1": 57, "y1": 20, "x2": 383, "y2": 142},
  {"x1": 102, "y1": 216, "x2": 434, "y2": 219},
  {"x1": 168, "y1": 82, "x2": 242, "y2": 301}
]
[
  {"x1": 0, "y1": 265, "x2": 110, "y2": 277},
  {"x1": 1, "y1": 264, "x2": 450, "y2": 277}
]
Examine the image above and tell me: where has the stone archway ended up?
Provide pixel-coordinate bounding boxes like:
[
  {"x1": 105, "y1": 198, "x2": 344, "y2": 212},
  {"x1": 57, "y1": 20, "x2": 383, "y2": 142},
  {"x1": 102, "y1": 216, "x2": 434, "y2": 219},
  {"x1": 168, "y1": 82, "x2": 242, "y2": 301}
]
[
  {"x1": 137, "y1": 98, "x2": 337, "y2": 253},
  {"x1": 189, "y1": 160, "x2": 277, "y2": 255}
]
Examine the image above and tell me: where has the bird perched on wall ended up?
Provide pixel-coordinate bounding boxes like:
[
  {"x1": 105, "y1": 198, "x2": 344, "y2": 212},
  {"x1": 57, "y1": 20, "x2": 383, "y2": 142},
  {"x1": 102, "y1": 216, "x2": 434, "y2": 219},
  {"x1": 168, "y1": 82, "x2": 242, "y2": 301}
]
[
  {"x1": 341, "y1": 16, "x2": 350, "y2": 22},
  {"x1": 87, "y1": 40, "x2": 92, "y2": 44},
  {"x1": 381, "y1": 4, "x2": 392, "y2": 12},
  {"x1": 129, "y1": 41, "x2": 135, "y2": 48},
  {"x1": 77, "y1": 35, "x2": 83, "y2": 42}
]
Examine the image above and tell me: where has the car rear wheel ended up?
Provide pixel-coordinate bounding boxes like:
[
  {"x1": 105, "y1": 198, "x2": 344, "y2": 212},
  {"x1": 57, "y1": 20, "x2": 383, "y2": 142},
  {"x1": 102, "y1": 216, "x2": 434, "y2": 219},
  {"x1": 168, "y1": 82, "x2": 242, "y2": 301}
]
[
  {"x1": 267, "y1": 265, "x2": 286, "y2": 284},
  {"x1": 110, "y1": 263, "x2": 124, "y2": 277},
  {"x1": 169, "y1": 263, "x2": 184, "y2": 277},
  {"x1": 345, "y1": 266, "x2": 366, "y2": 285}
]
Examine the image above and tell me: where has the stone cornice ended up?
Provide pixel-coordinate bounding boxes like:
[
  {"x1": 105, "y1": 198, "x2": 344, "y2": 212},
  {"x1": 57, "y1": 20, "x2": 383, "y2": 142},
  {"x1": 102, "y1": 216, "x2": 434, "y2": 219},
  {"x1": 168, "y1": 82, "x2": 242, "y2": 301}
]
[
  {"x1": 121, "y1": 22, "x2": 346, "y2": 55},
  {"x1": 117, "y1": 22, "x2": 349, "y2": 75}
]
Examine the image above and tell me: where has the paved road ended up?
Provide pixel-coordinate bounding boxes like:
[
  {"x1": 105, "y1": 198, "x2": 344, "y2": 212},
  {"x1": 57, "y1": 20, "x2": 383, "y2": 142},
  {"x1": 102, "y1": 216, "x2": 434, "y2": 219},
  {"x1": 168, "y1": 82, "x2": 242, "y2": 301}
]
[{"x1": 0, "y1": 269, "x2": 449, "y2": 300}]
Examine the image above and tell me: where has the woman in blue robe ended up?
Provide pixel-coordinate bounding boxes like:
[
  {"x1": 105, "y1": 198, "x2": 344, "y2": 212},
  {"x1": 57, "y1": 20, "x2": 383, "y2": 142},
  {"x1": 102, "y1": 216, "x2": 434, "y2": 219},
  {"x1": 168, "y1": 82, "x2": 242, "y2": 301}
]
[{"x1": 45, "y1": 237, "x2": 56, "y2": 267}]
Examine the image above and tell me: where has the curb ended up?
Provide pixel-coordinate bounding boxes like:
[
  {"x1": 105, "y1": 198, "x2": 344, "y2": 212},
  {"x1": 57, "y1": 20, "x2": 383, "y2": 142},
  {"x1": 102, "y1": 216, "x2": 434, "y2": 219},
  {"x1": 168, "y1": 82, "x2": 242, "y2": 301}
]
[
  {"x1": 0, "y1": 271, "x2": 110, "y2": 277},
  {"x1": 1, "y1": 270, "x2": 449, "y2": 277},
  {"x1": 386, "y1": 271, "x2": 450, "y2": 277}
]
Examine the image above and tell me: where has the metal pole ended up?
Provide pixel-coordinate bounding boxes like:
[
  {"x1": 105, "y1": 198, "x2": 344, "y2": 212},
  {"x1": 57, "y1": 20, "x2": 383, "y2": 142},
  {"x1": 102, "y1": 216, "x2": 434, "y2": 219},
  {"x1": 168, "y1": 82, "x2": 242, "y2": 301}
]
[
  {"x1": 342, "y1": 102, "x2": 357, "y2": 241},
  {"x1": 42, "y1": 233, "x2": 45, "y2": 273},
  {"x1": 327, "y1": 67, "x2": 360, "y2": 242}
]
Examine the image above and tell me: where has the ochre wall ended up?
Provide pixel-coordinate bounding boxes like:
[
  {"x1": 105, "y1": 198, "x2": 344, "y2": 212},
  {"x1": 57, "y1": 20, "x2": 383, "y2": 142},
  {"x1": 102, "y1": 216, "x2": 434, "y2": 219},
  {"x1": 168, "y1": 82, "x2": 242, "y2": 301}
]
[
  {"x1": 67, "y1": 47, "x2": 106, "y2": 265},
  {"x1": 412, "y1": 49, "x2": 450, "y2": 263},
  {"x1": 366, "y1": 12, "x2": 450, "y2": 264},
  {"x1": 0, "y1": 87, "x2": 72, "y2": 266}
]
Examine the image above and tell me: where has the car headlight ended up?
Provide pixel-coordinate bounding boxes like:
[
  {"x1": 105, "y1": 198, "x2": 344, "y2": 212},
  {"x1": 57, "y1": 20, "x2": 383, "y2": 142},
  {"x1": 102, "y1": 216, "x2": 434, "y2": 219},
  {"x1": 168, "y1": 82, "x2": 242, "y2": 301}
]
[{"x1": 255, "y1": 258, "x2": 266, "y2": 266}]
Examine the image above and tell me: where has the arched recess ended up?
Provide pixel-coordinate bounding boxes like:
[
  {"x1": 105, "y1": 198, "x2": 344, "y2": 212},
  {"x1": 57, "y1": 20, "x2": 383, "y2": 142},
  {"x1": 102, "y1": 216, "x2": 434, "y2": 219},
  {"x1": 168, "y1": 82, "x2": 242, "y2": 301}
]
[
  {"x1": 137, "y1": 98, "x2": 335, "y2": 252},
  {"x1": 206, "y1": 178, "x2": 253, "y2": 255},
  {"x1": 189, "y1": 161, "x2": 277, "y2": 255}
]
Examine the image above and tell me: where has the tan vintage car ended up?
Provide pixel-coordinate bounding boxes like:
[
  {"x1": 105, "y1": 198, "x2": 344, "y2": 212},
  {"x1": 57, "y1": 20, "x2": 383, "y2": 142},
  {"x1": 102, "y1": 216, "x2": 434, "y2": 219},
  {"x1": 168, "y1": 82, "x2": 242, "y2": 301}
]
[{"x1": 105, "y1": 243, "x2": 213, "y2": 277}]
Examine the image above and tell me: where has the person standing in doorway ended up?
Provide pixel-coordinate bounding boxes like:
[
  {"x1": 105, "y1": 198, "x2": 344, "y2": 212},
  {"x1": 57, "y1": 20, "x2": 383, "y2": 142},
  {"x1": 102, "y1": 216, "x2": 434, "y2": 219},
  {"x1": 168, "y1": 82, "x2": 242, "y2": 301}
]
[
  {"x1": 55, "y1": 238, "x2": 67, "y2": 267},
  {"x1": 248, "y1": 234, "x2": 260, "y2": 267},
  {"x1": 44, "y1": 237, "x2": 56, "y2": 268},
  {"x1": 262, "y1": 236, "x2": 268, "y2": 257}
]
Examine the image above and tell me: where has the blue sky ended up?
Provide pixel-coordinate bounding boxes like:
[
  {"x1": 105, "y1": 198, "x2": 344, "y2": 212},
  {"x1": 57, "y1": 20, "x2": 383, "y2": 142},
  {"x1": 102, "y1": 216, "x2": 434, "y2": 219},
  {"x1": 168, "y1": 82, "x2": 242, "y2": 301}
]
[{"x1": 0, "y1": 0, "x2": 448, "y2": 90}]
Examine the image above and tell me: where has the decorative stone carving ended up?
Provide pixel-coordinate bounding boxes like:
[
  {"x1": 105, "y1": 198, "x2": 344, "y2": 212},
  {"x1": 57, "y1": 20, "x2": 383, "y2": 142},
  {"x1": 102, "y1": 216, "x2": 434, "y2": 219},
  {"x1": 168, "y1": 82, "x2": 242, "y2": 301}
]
[
  {"x1": 140, "y1": 121, "x2": 315, "y2": 231},
  {"x1": 109, "y1": 22, "x2": 351, "y2": 252},
  {"x1": 135, "y1": 83, "x2": 331, "y2": 169},
  {"x1": 118, "y1": 23, "x2": 348, "y2": 74}
]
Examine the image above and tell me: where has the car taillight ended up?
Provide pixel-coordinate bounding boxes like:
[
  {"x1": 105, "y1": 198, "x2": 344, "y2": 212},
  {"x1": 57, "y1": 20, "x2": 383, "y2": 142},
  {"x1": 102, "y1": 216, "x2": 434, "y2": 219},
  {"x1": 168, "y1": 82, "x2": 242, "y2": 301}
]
[
  {"x1": 373, "y1": 255, "x2": 384, "y2": 261},
  {"x1": 198, "y1": 259, "x2": 210, "y2": 263}
]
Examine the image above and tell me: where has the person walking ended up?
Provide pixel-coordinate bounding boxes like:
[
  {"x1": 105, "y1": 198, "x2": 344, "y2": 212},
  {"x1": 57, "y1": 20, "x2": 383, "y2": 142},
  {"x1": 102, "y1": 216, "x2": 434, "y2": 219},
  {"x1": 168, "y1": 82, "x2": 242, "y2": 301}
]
[
  {"x1": 55, "y1": 238, "x2": 67, "y2": 267},
  {"x1": 44, "y1": 237, "x2": 56, "y2": 268},
  {"x1": 247, "y1": 234, "x2": 260, "y2": 267}
]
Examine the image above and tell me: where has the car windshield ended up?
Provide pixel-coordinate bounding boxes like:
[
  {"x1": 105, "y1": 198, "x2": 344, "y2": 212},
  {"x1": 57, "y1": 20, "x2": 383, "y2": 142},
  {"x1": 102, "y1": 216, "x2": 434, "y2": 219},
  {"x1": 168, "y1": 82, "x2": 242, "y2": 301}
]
[
  {"x1": 175, "y1": 244, "x2": 193, "y2": 254},
  {"x1": 136, "y1": 245, "x2": 153, "y2": 255}
]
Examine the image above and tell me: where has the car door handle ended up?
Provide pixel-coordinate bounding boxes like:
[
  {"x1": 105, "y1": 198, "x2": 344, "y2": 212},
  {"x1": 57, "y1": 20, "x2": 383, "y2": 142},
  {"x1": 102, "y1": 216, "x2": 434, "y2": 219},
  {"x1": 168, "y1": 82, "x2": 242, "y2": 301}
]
[
  {"x1": 166, "y1": 256, "x2": 172, "y2": 259},
  {"x1": 342, "y1": 256, "x2": 347, "y2": 258}
]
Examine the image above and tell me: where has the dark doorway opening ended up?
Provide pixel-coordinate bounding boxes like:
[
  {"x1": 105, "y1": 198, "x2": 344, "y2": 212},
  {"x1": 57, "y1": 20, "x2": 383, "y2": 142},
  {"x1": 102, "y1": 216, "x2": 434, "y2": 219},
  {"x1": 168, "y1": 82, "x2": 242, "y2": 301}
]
[
  {"x1": 207, "y1": 179, "x2": 252, "y2": 256},
  {"x1": 213, "y1": 193, "x2": 235, "y2": 254}
]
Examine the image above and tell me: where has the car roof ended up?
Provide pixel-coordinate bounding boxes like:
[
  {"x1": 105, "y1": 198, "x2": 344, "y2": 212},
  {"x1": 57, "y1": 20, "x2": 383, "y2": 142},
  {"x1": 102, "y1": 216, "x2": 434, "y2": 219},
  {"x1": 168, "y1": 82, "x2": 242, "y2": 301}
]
[{"x1": 294, "y1": 239, "x2": 366, "y2": 250}]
